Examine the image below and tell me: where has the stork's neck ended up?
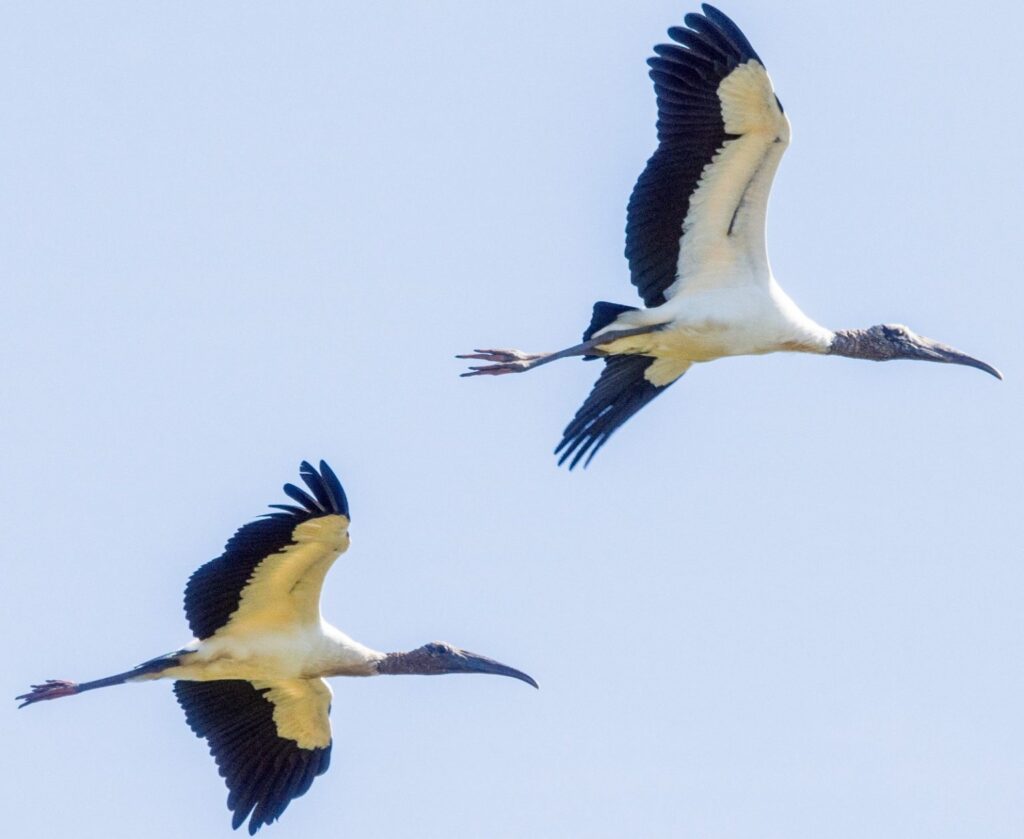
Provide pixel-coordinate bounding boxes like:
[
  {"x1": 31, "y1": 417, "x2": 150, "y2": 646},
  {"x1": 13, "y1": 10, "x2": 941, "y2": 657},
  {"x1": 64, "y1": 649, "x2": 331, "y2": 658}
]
[
  {"x1": 317, "y1": 624, "x2": 385, "y2": 676},
  {"x1": 828, "y1": 328, "x2": 886, "y2": 361},
  {"x1": 374, "y1": 650, "x2": 440, "y2": 676}
]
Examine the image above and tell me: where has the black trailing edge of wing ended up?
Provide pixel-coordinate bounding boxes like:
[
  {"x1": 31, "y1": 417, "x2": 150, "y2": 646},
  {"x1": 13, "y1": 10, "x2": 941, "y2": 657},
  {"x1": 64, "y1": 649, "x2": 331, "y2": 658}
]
[
  {"x1": 626, "y1": 4, "x2": 768, "y2": 308},
  {"x1": 182, "y1": 461, "x2": 349, "y2": 640},
  {"x1": 555, "y1": 355, "x2": 670, "y2": 469},
  {"x1": 175, "y1": 680, "x2": 332, "y2": 835}
]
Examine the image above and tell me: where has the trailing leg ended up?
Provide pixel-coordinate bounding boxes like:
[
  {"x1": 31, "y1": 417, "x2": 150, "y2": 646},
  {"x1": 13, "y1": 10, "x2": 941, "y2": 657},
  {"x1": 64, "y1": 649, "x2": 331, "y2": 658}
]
[
  {"x1": 17, "y1": 652, "x2": 186, "y2": 708},
  {"x1": 457, "y1": 326, "x2": 662, "y2": 377}
]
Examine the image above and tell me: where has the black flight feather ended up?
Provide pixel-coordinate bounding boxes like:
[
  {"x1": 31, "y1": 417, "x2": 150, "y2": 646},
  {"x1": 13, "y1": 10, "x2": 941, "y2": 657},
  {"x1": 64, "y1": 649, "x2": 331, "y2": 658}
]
[
  {"x1": 281, "y1": 482, "x2": 320, "y2": 513},
  {"x1": 625, "y1": 5, "x2": 767, "y2": 309},
  {"x1": 175, "y1": 680, "x2": 331, "y2": 835},
  {"x1": 556, "y1": 355, "x2": 671, "y2": 469}
]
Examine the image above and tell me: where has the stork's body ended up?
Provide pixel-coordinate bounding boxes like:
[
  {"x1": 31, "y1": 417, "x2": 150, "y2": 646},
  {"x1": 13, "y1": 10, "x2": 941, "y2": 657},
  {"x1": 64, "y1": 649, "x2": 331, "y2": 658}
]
[
  {"x1": 18, "y1": 462, "x2": 536, "y2": 834},
  {"x1": 460, "y1": 5, "x2": 1000, "y2": 468},
  {"x1": 169, "y1": 624, "x2": 382, "y2": 683},
  {"x1": 599, "y1": 283, "x2": 831, "y2": 370}
]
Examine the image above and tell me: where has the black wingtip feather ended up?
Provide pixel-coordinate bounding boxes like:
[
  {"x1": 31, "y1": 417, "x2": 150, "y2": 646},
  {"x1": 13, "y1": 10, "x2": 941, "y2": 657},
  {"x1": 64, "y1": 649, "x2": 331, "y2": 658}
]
[
  {"x1": 282, "y1": 482, "x2": 320, "y2": 513},
  {"x1": 701, "y1": 5, "x2": 762, "y2": 65},
  {"x1": 266, "y1": 504, "x2": 309, "y2": 516},
  {"x1": 295, "y1": 460, "x2": 349, "y2": 518},
  {"x1": 299, "y1": 461, "x2": 332, "y2": 512},
  {"x1": 317, "y1": 460, "x2": 350, "y2": 519}
]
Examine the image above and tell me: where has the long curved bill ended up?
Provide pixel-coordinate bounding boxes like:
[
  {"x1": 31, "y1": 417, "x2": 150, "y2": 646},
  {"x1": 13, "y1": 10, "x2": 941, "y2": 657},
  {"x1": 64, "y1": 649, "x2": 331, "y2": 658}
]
[
  {"x1": 458, "y1": 650, "x2": 539, "y2": 689},
  {"x1": 913, "y1": 337, "x2": 1003, "y2": 380}
]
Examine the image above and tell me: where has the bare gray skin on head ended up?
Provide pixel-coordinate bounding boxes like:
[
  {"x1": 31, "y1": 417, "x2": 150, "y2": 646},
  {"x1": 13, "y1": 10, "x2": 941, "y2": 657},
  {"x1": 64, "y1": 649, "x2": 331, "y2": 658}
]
[
  {"x1": 829, "y1": 324, "x2": 1003, "y2": 379},
  {"x1": 375, "y1": 642, "x2": 538, "y2": 688}
]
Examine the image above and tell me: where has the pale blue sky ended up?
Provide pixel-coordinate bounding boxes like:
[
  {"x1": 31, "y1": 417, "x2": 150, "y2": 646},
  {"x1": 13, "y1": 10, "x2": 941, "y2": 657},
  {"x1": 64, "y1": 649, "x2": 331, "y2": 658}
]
[{"x1": 3, "y1": 2, "x2": 1022, "y2": 837}]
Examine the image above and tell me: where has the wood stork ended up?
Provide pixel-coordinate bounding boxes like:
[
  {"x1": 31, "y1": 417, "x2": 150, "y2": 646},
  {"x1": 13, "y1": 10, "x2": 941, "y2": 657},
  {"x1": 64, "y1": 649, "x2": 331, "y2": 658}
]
[
  {"x1": 17, "y1": 461, "x2": 536, "y2": 835},
  {"x1": 459, "y1": 5, "x2": 1001, "y2": 469}
]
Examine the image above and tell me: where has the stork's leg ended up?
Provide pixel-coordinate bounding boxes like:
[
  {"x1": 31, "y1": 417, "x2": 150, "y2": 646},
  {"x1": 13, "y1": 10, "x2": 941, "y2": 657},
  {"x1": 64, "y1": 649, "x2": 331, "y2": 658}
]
[
  {"x1": 15, "y1": 673, "x2": 143, "y2": 707},
  {"x1": 17, "y1": 652, "x2": 187, "y2": 708},
  {"x1": 457, "y1": 326, "x2": 661, "y2": 377},
  {"x1": 457, "y1": 348, "x2": 563, "y2": 376}
]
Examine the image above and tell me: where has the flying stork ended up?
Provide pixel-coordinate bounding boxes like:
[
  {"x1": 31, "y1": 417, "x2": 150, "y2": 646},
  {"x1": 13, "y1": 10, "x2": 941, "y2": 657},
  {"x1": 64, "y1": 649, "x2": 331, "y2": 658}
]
[
  {"x1": 17, "y1": 461, "x2": 536, "y2": 834},
  {"x1": 459, "y1": 5, "x2": 1001, "y2": 468}
]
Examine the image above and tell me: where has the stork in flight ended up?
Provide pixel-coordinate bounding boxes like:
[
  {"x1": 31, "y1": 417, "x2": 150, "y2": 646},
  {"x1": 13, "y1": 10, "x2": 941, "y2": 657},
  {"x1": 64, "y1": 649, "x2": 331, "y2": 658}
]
[
  {"x1": 459, "y1": 5, "x2": 1001, "y2": 468},
  {"x1": 17, "y1": 461, "x2": 536, "y2": 835}
]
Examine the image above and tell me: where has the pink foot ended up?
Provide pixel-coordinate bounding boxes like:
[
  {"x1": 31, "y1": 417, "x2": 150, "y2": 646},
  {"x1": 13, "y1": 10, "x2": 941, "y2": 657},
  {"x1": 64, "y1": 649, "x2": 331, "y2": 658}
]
[
  {"x1": 16, "y1": 679, "x2": 79, "y2": 707},
  {"x1": 456, "y1": 349, "x2": 545, "y2": 377}
]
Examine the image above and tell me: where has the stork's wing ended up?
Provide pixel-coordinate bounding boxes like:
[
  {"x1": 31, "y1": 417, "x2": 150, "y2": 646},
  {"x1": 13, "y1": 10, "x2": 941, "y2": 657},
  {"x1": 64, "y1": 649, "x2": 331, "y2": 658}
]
[
  {"x1": 183, "y1": 461, "x2": 350, "y2": 640},
  {"x1": 556, "y1": 355, "x2": 686, "y2": 468},
  {"x1": 626, "y1": 4, "x2": 789, "y2": 308},
  {"x1": 175, "y1": 678, "x2": 332, "y2": 835}
]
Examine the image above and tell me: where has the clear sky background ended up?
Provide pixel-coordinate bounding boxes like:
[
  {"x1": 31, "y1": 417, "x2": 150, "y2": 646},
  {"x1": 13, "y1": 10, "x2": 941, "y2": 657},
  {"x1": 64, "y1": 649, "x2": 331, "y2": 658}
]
[{"x1": 3, "y1": 2, "x2": 1022, "y2": 837}]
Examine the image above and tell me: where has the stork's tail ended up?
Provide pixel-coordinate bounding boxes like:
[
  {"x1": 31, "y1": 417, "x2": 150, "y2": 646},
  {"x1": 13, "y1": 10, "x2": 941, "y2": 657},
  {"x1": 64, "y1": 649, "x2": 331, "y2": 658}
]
[{"x1": 16, "y1": 652, "x2": 186, "y2": 708}]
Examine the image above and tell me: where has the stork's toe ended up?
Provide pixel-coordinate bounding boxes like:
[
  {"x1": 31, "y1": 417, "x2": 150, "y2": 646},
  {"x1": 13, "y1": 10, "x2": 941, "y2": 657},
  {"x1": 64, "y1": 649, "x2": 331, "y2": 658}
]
[
  {"x1": 456, "y1": 349, "x2": 537, "y2": 363},
  {"x1": 16, "y1": 679, "x2": 79, "y2": 707},
  {"x1": 457, "y1": 348, "x2": 543, "y2": 376}
]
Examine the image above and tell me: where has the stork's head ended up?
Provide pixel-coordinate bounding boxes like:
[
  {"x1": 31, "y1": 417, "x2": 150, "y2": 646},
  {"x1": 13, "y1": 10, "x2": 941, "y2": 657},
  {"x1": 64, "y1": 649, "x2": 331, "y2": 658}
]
[
  {"x1": 835, "y1": 324, "x2": 1002, "y2": 379},
  {"x1": 379, "y1": 642, "x2": 538, "y2": 687}
]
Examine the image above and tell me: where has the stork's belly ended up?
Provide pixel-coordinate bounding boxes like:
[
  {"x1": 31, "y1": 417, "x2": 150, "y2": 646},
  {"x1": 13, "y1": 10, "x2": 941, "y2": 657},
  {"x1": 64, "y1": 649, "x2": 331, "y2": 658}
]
[
  {"x1": 161, "y1": 627, "x2": 376, "y2": 682},
  {"x1": 164, "y1": 657, "x2": 304, "y2": 682},
  {"x1": 593, "y1": 281, "x2": 832, "y2": 368},
  {"x1": 596, "y1": 322, "x2": 785, "y2": 363}
]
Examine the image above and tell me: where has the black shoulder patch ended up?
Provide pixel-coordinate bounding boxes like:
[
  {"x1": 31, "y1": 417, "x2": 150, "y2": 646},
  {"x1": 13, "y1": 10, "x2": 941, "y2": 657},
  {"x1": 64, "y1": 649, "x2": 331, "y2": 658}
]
[
  {"x1": 556, "y1": 355, "x2": 673, "y2": 469},
  {"x1": 175, "y1": 680, "x2": 332, "y2": 835},
  {"x1": 626, "y1": 6, "x2": 767, "y2": 308},
  {"x1": 183, "y1": 461, "x2": 349, "y2": 640}
]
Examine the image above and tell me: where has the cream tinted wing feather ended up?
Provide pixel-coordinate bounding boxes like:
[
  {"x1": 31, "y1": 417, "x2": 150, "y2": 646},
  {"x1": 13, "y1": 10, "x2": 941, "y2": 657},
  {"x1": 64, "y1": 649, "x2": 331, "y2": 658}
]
[
  {"x1": 670, "y1": 61, "x2": 789, "y2": 297},
  {"x1": 219, "y1": 514, "x2": 350, "y2": 635},
  {"x1": 626, "y1": 6, "x2": 789, "y2": 307},
  {"x1": 253, "y1": 678, "x2": 333, "y2": 749}
]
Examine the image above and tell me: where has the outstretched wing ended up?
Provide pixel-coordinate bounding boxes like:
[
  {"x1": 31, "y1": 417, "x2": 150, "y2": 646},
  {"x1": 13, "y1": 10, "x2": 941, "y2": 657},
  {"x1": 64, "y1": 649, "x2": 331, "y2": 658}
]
[
  {"x1": 175, "y1": 678, "x2": 332, "y2": 835},
  {"x1": 183, "y1": 461, "x2": 350, "y2": 640},
  {"x1": 626, "y1": 4, "x2": 789, "y2": 308}
]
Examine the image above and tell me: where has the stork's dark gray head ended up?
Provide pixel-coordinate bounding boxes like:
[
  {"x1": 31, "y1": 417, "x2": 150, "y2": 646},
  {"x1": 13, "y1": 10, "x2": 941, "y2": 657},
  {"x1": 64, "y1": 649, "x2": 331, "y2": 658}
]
[
  {"x1": 831, "y1": 324, "x2": 1002, "y2": 379},
  {"x1": 377, "y1": 642, "x2": 538, "y2": 688}
]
